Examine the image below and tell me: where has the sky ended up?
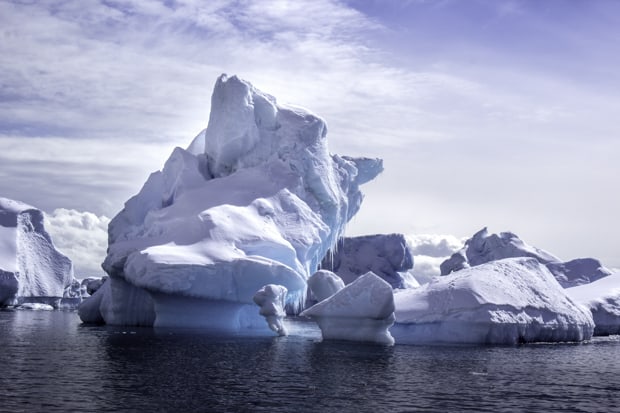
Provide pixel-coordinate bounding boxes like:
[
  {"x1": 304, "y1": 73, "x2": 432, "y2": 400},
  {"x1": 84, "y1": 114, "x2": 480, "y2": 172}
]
[{"x1": 1, "y1": 0, "x2": 618, "y2": 276}]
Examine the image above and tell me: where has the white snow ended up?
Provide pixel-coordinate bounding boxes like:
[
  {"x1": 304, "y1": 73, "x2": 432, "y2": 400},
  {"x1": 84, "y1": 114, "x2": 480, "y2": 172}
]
[
  {"x1": 307, "y1": 269, "x2": 345, "y2": 302},
  {"x1": 440, "y1": 227, "x2": 611, "y2": 288},
  {"x1": 301, "y1": 272, "x2": 395, "y2": 345},
  {"x1": 253, "y1": 284, "x2": 288, "y2": 336},
  {"x1": 81, "y1": 74, "x2": 381, "y2": 328},
  {"x1": 392, "y1": 258, "x2": 594, "y2": 344},
  {"x1": 566, "y1": 271, "x2": 620, "y2": 336},
  {"x1": 321, "y1": 234, "x2": 413, "y2": 288},
  {"x1": 0, "y1": 197, "x2": 74, "y2": 305}
]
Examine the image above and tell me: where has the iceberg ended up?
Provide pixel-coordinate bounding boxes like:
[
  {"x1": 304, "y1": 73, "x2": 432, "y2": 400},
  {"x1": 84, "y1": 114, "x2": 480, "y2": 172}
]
[
  {"x1": 321, "y1": 233, "x2": 413, "y2": 288},
  {"x1": 307, "y1": 269, "x2": 345, "y2": 302},
  {"x1": 301, "y1": 272, "x2": 395, "y2": 345},
  {"x1": 392, "y1": 258, "x2": 594, "y2": 344},
  {"x1": 566, "y1": 272, "x2": 620, "y2": 336},
  {"x1": 81, "y1": 74, "x2": 382, "y2": 328},
  {"x1": 0, "y1": 197, "x2": 74, "y2": 306},
  {"x1": 253, "y1": 284, "x2": 288, "y2": 336},
  {"x1": 440, "y1": 227, "x2": 611, "y2": 288}
]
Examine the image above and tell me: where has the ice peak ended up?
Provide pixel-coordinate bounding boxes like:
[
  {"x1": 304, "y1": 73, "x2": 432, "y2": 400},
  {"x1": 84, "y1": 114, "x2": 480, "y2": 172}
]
[{"x1": 91, "y1": 75, "x2": 382, "y2": 328}]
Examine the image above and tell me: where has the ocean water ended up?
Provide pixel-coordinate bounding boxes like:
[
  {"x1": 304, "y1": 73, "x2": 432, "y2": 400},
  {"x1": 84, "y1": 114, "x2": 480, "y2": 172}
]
[{"x1": 1, "y1": 310, "x2": 619, "y2": 412}]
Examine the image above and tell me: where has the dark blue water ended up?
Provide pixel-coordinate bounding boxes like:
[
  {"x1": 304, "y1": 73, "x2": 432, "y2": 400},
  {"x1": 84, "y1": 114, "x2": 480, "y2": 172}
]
[{"x1": 1, "y1": 310, "x2": 619, "y2": 412}]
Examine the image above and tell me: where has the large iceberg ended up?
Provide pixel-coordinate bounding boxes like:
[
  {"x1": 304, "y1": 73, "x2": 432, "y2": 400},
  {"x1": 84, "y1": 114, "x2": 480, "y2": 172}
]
[
  {"x1": 0, "y1": 197, "x2": 74, "y2": 306},
  {"x1": 566, "y1": 272, "x2": 620, "y2": 336},
  {"x1": 392, "y1": 258, "x2": 594, "y2": 344},
  {"x1": 440, "y1": 227, "x2": 611, "y2": 288},
  {"x1": 81, "y1": 74, "x2": 382, "y2": 329},
  {"x1": 321, "y1": 233, "x2": 413, "y2": 288},
  {"x1": 301, "y1": 272, "x2": 395, "y2": 345}
]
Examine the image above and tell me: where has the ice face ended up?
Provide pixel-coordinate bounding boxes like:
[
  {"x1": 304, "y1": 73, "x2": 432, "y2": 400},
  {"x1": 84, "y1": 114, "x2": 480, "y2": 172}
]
[
  {"x1": 321, "y1": 233, "x2": 413, "y2": 288},
  {"x1": 440, "y1": 227, "x2": 611, "y2": 288},
  {"x1": 566, "y1": 271, "x2": 620, "y2": 336},
  {"x1": 83, "y1": 74, "x2": 382, "y2": 328},
  {"x1": 393, "y1": 257, "x2": 594, "y2": 344},
  {"x1": 0, "y1": 197, "x2": 74, "y2": 305},
  {"x1": 253, "y1": 284, "x2": 288, "y2": 336},
  {"x1": 301, "y1": 272, "x2": 395, "y2": 345}
]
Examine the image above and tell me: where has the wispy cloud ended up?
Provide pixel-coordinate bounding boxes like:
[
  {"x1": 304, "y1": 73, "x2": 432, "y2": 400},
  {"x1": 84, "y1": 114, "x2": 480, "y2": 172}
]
[{"x1": 0, "y1": 0, "x2": 618, "y2": 268}]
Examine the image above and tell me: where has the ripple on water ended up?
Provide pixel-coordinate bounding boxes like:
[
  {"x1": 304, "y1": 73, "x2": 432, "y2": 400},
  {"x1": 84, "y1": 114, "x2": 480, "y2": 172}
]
[{"x1": 0, "y1": 311, "x2": 619, "y2": 412}]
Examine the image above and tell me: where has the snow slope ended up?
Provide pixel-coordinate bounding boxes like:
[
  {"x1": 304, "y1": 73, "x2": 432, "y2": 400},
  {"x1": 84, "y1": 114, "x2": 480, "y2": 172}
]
[
  {"x1": 566, "y1": 272, "x2": 620, "y2": 336},
  {"x1": 393, "y1": 258, "x2": 594, "y2": 344},
  {"x1": 440, "y1": 227, "x2": 611, "y2": 288},
  {"x1": 321, "y1": 233, "x2": 413, "y2": 288},
  {"x1": 0, "y1": 197, "x2": 74, "y2": 305},
  {"x1": 81, "y1": 74, "x2": 382, "y2": 328}
]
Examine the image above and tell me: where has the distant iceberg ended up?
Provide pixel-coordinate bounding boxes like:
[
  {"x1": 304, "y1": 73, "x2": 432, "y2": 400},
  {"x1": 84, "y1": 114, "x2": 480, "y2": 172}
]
[
  {"x1": 440, "y1": 227, "x2": 611, "y2": 288},
  {"x1": 80, "y1": 74, "x2": 382, "y2": 329},
  {"x1": 0, "y1": 197, "x2": 74, "y2": 306},
  {"x1": 393, "y1": 258, "x2": 594, "y2": 344},
  {"x1": 321, "y1": 233, "x2": 413, "y2": 288}
]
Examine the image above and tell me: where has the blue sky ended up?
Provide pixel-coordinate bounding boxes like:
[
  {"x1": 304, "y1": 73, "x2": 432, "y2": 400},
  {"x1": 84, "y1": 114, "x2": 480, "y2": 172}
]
[{"x1": 1, "y1": 0, "x2": 618, "y2": 274}]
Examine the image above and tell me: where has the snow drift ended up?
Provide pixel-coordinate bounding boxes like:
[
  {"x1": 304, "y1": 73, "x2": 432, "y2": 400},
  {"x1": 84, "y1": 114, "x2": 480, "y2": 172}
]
[
  {"x1": 566, "y1": 272, "x2": 620, "y2": 336},
  {"x1": 321, "y1": 233, "x2": 413, "y2": 288},
  {"x1": 440, "y1": 228, "x2": 611, "y2": 288},
  {"x1": 81, "y1": 74, "x2": 382, "y2": 328},
  {"x1": 0, "y1": 197, "x2": 74, "y2": 305},
  {"x1": 393, "y1": 258, "x2": 594, "y2": 344}
]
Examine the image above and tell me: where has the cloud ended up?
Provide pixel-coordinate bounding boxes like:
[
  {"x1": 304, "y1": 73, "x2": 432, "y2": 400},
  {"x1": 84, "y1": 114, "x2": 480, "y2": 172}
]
[
  {"x1": 0, "y1": 0, "x2": 619, "y2": 270},
  {"x1": 405, "y1": 233, "x2": 464, "y2": 257},
  {"x1": 402, "y1": 234, "x2": 464, "y2": 284},
  {"x1": 44, "y1": 209, "x2": 110, "y2": 278}
]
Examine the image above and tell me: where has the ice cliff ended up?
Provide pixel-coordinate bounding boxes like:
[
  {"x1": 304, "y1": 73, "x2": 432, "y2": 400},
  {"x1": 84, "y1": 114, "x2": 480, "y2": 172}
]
[
  {"x1": 566, "y1": 271, "x2": 620, "y2": 336},
  {"x1": 321, "y1": 234, "x2": 413, "y2": 288},
  {"x1": 393, "y1": 258, "x2": 594, "y2": 344},
  {"x1": 81, "y1": 74, "x2": 382, "y2": 329},
  {"x1": 0, "y1": 197, "x2": 74, "y2": 305},
  {"x1": 440, "y1": 228, "x2": 611, "y2": 288}
]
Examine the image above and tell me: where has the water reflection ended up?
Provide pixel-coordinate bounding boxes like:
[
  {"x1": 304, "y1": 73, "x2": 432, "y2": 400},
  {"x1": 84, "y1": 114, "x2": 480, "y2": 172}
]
[{"x1": 1, "y1": 311, "x2": 620, "y2": 412}]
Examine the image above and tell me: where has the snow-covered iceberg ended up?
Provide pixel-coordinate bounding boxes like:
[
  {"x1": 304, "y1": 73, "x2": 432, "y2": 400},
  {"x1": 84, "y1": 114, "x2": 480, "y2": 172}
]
[
  {"x1": 0, "y1": 197, "x2": 74, "y2": 306},
  {"x1": 321, "y1": 233, "x2": 413, "y2": 288},
  {"x1": 392, "y1": 258, "x2": 594, "y2": 344},
  {"x1": 307, "y1": 269, "x2": 345, "y2": 302},
  {"x1": 440, "y1": 228, "x2": 611, "y2": 288},
  {"x1": 301, "y1": 272, "x2": 395, "y2": 345},
  {"x1": 566, "y1": 272, "x2": 620, "y2": 336},
  {"x1": 81, "y1": 74, "x2": 382, "y2": 329},
  {"x1": 253, "y1": 284, "x2": 288, "y2": 336}
]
